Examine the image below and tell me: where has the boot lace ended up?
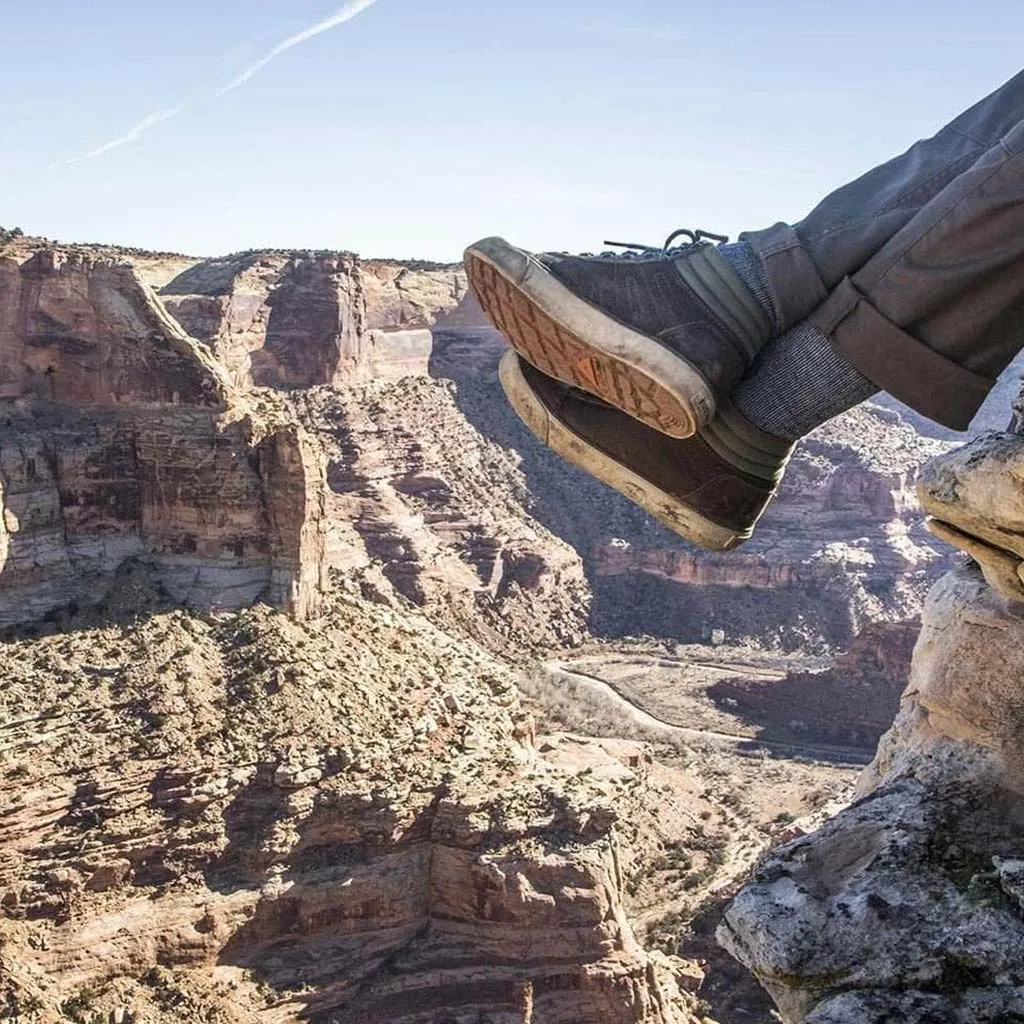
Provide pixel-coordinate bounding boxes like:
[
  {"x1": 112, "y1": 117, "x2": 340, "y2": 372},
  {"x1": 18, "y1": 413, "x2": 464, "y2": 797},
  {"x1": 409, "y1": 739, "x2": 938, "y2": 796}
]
[{"x1": 596, "y1": 228, "x2": 730, "y2": 259}]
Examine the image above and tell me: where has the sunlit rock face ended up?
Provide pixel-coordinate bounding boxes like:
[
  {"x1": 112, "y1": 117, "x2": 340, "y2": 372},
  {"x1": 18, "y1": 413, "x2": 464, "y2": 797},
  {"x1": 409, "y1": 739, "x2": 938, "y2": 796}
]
[
  {"x1": 0, "y1": 239, "x2": 703, "y2": 1024},
  {"x1": 159, "y1": 251, "x2": 473, "y2": 389},
  {"x1": 154, "y1": 246, "x2": 959, "y2": 653},
  {"x1": 0, "y1": 249, "x2": 326, "y2": 626},
  {"x1": 719, "y1": 415, "x2": 1024, "y2": 1022},
  {"x1": 0, "y1": 239, "x2": 588, "y2": 645}
]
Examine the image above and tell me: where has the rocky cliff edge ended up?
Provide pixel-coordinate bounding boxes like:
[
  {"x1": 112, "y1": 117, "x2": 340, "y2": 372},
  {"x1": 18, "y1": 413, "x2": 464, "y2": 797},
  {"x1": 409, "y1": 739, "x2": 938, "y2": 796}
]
[{"x1": 720, "y1": 386, "x2": 1024, "y2": 1022}]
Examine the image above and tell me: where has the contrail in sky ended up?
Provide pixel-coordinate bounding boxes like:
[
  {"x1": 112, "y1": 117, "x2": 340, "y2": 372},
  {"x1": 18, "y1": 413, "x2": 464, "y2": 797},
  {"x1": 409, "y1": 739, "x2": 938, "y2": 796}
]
[
  {"x1": 52, "y1": 0, "x2": 382, "y2": 167},
  {"x1": 217, "y1": 0, "x2": 382, "y2": 94},
  {"x1": 54, "y1": 105, "x2": 187, "y2": 167}
]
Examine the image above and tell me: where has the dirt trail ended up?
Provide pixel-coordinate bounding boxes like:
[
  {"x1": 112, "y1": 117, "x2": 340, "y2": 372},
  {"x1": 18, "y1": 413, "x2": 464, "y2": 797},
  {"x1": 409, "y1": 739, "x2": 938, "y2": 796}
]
[{"x1": 544, "y1": 661, "x2": 874, "y2": 767}]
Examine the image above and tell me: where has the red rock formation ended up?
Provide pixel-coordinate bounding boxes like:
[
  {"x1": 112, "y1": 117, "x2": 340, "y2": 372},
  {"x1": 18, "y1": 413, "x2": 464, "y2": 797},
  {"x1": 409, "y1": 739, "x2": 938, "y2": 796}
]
[
  {"x1": 0, "y1": 238, "x2": 698, "y2": 1022},
  {"x1": 0, "y1": 250, "x2": 326, "y2": 627},
  {"x1": 160, "y1": 252, "x2": 471, "y2": 389},
  {"x1": 148, "y1": 243, "x2": 956, "y2": 650},
  {"x1": 294, "y1": 379, "x2": 591, "y2": 650}
]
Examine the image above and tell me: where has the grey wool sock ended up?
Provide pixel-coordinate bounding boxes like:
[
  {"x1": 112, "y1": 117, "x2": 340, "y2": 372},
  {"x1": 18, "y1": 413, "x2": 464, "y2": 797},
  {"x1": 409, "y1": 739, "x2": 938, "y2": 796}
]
[
  {"x1": 731, "y1": 322, "x2": 879, "y2": 441},
  {"x1": 718, "y1": 242, "x2": 780, "y2": 333}
]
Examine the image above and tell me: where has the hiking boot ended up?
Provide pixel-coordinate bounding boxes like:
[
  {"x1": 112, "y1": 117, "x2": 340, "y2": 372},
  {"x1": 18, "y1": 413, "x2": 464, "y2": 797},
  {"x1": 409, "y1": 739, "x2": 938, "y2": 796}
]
[
  {"x1": 466, "y1": 230, "x2": 773, "y2": 439},
  {"x1": 498, "y1": 350, "x2": 793, "y2": 551}
]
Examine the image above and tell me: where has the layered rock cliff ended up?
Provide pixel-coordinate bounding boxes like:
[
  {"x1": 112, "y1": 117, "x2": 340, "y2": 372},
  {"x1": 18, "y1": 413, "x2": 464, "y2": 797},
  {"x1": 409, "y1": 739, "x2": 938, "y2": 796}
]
[
  {"x1": 586, "y1": 404, "x2": 956, "y2": 649},
  {"x1": 0, "y1": 239, "x2": 704, "y2": 1023},
  {"x1": 56, "y1": 237, "x2": 940, "y2": 656},
  {"x1": 1, "y1": 230, "x2": 981, "y2": 1023},
  {"x1": 293, "y1": 378, "x2": 590, "y2": 650},
  {"x1": 708, "y1": 619, "x2": 920, "y2": 748},
  {"x1": 720, "y1": 398, "x2": 1024, "y2": 1021},
  {"x1": 0, "y1": 239, "x2": 593, "y2": 647},
  {"x1": 159, "y1": 252, "x2": 469, "y2": 390},
  {"x1": 60, "y1": 239, "x2": 952, "y2": 654},
  {"x1": 0, "y1": 249, "x2": 326, "y2": 627}
]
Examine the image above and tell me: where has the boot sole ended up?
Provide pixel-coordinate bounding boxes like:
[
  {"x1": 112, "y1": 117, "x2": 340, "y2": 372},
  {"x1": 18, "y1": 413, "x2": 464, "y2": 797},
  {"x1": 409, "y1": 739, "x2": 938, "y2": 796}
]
[
  {"x1": 466, "y1": 237, "x2": 716, "y2": 439},
  {"x1": 498, "y1": 349, "x2": 746, "y2": 551}
]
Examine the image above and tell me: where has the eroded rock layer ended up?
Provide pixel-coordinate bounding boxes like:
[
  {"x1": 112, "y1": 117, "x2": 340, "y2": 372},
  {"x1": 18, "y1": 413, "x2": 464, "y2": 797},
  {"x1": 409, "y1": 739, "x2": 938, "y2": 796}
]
[
  {"x1": 160, "y1": 252, "x2": 470, "y2": 390},
  {"x1": 295, "y1": 378, "x2": 591, "y2": 651},
  {"x1": 0, "y1": 238, "x2": 702, "y2": 1023},
  {"x1": 589, "y1": 405, "x2": 956, "y2": 648},
  {"x1": 0, "y1": 250, "x2": 326, "y2": 626},
  {"x1": 708, "y1": 620, "x2": 920, "y2": 748},
  {"x1": 71, "y1": 235, "x2": 955, "y2": 653},
  {"x1": 0, "y1": 599, "x2": 702, "y2": 1024}
]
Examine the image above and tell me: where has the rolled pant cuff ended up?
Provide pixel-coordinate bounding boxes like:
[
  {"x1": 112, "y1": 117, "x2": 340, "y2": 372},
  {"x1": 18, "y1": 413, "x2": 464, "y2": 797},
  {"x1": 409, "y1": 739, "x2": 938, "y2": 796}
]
[
  {"x1": 807, "y1": 277, "x2": 994, "y2": 431},
  {"x1": 740, "y1": 222, "x2": 830, "y2": 331}
]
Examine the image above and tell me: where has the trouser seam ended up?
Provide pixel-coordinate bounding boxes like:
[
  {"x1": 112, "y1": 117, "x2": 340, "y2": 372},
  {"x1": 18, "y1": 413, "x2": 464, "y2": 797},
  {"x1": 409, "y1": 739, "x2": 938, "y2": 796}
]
[
  {"x1": 807, "y1": 155, "x2": 982, "y2": 243},
  {"x1": 947, "y1": 124, "x2": 994, "y2": 149}
]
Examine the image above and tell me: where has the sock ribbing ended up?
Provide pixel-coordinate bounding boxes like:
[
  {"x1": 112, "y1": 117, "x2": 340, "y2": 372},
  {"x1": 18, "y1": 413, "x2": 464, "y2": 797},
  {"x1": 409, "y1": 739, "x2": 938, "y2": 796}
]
[
  {"x1": 731, "y1": 322, "x2": 879, "y2": 441},
  {"x1": 718, "y1": 242, "x2": 780, "y2": 334}
]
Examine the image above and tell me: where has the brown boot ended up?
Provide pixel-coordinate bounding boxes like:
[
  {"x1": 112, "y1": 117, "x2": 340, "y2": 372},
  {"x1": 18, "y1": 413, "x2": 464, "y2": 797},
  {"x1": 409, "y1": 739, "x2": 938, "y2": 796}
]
[{"x1": 499, "y1": 350, "x2": 793, "y2": 551}]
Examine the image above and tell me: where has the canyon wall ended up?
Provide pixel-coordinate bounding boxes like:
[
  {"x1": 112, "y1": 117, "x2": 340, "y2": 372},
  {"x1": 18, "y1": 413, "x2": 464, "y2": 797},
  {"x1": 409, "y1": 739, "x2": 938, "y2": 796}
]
[
  {"x1": 1, "y1": 233, "x2": 988, "y2": 1023},
  {"x1": 0, "y1": 600, "x2": 704, "y2": 1024},
  {"x1": 0, "y1": 250, "x2": 327, "y2": 627},
  {"x1": 159, "y1": 248, "x2": 589, "y2": 649},
  {"x1": 292, "y1": 378, "x2": 590, "y2": 651},
  {"x1": 159, "y1": 251, "x2": 471, "y2": 390},
  {"x1": 0, "y1": 239, "x2": 701, "y2": 1022},
  {"x1": 585, "y1": 405, "x2": 955, "y2": 648},
  {"x1": 78, "y1": 240, "x2": 952, "y2": 653},
  {"x1": 427, "y1": 329, "x2": 957, "y2": 650},
  {"x1": 708, "y1": 619, "x2": 920, "y2": 748},
  {"x1": 0, "y1": 241, "x2": 594, "y2": 645}
]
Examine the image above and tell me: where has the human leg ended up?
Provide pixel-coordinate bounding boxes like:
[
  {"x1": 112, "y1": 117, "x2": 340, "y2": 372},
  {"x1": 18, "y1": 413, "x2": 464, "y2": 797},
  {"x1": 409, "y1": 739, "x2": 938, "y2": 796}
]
[
  {"x1": 745, "y1": 69, "x2": 1024, "y2": 332},
  {"x1": 738, "y1": 115, "x2": 1024, "y2": 438},
  {"x1": 467, "y1": 73, "x2": 1024, "y2": 440}
]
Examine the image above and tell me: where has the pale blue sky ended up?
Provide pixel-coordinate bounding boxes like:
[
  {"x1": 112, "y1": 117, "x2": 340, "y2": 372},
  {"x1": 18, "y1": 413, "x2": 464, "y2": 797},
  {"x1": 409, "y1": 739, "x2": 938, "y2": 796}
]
[{"x1": 1, "y1": 1, "x2": 1022, "y2": 260}]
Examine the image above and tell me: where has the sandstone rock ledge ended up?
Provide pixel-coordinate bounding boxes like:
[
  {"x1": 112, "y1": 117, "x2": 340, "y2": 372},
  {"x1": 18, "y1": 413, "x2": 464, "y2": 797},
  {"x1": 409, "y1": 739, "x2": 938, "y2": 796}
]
[{"x1": 719, "y1": 419, "x2": 1024, "y2": 1023}]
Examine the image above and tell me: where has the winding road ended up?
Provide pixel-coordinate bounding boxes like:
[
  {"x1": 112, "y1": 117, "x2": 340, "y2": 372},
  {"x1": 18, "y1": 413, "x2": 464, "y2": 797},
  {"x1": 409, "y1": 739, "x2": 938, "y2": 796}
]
[{"x1": 544, "y1": 661, "x2": 875, "y2": 768}]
